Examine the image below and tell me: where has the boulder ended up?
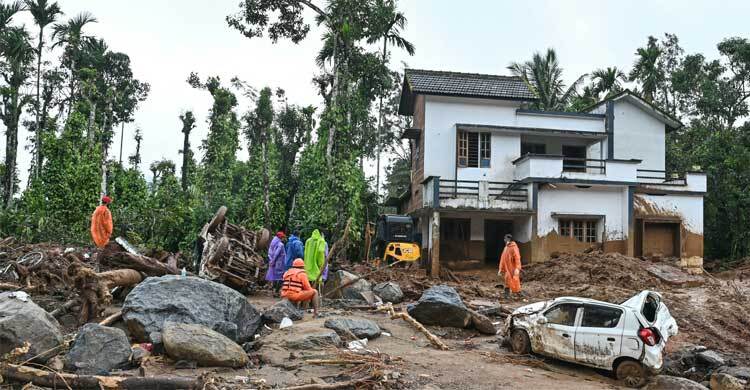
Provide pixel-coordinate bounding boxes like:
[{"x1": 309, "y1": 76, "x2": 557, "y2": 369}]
[
  {"x1": 710, "y1": 373, "x2": 747, "y2": 390},
  {"x1": 122, "y1": 276, "x2": 262, "y2": 343},
  {"x1": 373, "y1": 282, "x2": 404, "y2": 304},
  {"x1": 644, "y1": 375, "x2": 708, "y2": 390},
  {"x1": 467, "y1": 309, "x2": 496, "y2": 335},
  {"x1": 0, "y1": 292, "x2": 63, "y2": 363},
  {"x1": 162, "y1": 322, "x2": 248, "y2": 368},
  {"x1": 64, "y1": 323, "x2": 131, "y2": 375},
  {"x1": 283, "y1": 331, "x2": 342, "y2": 349},
  {"x1": 695, "y1": 349, "x2": 725, "y2": 367},
  {"x1": 324, "y1": 317, "x2": 381, "y2": 339},
  {"x1": 262, "y1": 299, "x2": 304, "y2": 323},
  {"x1": 407, "y1": 285, "x2": 471, "y2": 328},
  {"x1": 715, "y1": 366, "x2": 750, "y2": 381},
  {"x1": 326, "y1": 270, "x2": 372, "y2": 300}
]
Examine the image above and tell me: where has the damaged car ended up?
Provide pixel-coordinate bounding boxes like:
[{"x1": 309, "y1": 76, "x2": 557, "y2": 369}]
[{"x1": 503, "y1": 290, "x2": 678, "y2": 387}]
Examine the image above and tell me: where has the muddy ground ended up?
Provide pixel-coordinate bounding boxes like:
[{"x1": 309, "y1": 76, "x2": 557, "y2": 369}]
[{"x1": 2, "y1": 241, "x2": 749, "y2": 389}]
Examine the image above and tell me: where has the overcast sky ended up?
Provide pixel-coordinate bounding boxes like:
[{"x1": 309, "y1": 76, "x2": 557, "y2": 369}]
[{"x1": 6, "y1": 0, "x2": 750, "y2": 187}]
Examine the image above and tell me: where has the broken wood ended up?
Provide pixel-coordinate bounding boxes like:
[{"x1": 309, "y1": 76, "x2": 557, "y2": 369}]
[
  {"x1": 304, "y1": 359, "x2": 366, "y2": 365},
  {"x1": 50, "y1": 299, "x2": 78, "y2": 317},
  {"x1": 0, "y1": 363, "x2": 203, "y2": 389},
  {"x1": 100, "y1": 252, "x2": 179, "y2": 276},
  {"x1": 377, "y1": 303, "x2": 449, "y2": 350},
  {"x1": 281, "y1": 376, "x2": 376, "y2": 390},
  {"x1": 67, "y1": 264, "x2": 143, "y2": 325},
  {"x1": 0, "y1": 282, "x2": 22, "y2": 290},
  {"x1": 98, "y1": 310, "x2": 122, "y2": 326}
]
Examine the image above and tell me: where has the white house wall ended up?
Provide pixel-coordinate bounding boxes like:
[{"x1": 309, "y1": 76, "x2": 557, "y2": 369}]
[
  {"x1": 515, "y1": 112, "x2": 605, "y2": 132},
  {"x1": 613, "y1": 100, "x2": 666, "y2": 171},
  {"x1": 635, "y1": 194, "x2": 703, "y2": 235},
  {"x1": 537, "y1": 186, "x2": 629, "y2": 240}
]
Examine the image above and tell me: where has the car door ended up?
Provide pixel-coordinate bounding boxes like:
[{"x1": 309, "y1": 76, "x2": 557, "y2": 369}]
[
  {"x1": 574, "y1": 304, "x2": 625, "y2": 369},
  {"x1": 537, "y1": 303, "x2": 580, "y2": 362}
]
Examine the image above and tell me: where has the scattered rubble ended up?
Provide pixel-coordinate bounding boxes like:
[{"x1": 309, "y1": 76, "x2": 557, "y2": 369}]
[
  {"x1": 121, "y1": 275, "x2": 262, "y2": 343},
  {"x1": 64, "y1": 323, "x2": 131, "y2": 375},
  {"x1": 711, "y1": 372, "x2": 747, "y2": 390},
  {"x1": 0, "y1": 291, "x2": 64, "y2": 363},
  {"x1": 198, "y1": 206, "x2": 270, "y2": 291},
  {"x1": 162, "y1": 322, "x2": 249, "y2": 367}
]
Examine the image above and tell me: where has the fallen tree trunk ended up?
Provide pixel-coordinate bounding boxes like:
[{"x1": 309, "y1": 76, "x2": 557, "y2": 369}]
[
  {"x1": 100, "y1": 252, "x2": 179, "y2": 276},
  {"x1": 67, "y1": 264, "x2": 143, "y2": 325},
  {"x1": 0, "y1": 363, "x2": 202, "y2": 389},
  {"x1": 99, "y1": 310, "x2": 123, "y2": 326},
  {"x1": 0, "y1": 282, "x2": 22, "y2": 290},
  {"x1": 376, "y1": 303, "x2": 449, "y2": 350},
  {"x1": 281, "y1": 376, "x2": 376, "y2": 390}
]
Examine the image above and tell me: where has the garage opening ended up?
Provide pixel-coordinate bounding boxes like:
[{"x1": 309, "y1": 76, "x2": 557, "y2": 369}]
[
  {"x1": 637, "y1": 220, "x2": 680, "y2": 258},
  {"x1": 484, "y1": 220, "x2": 513, "y2": 264}
]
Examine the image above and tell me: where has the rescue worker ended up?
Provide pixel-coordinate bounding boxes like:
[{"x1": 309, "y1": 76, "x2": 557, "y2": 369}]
[
  {"x1": 281, "y1": 258, "x2": 320, "y2": 316},
  {"x1": 284, "y1": 230, "x2": 304, "y2": 271},
  {"x1": 90, "y1": 196, "x2": 113, "y2": 248},
  {"x1": 303, "y1": 229, "x2": 327, "y2": 284},
  {"x1": 498, "y1": 234, "x2": 522, "y2": 299},
  {"x1": 265, "y1": 231, "x2": 287, "y2": 295}
]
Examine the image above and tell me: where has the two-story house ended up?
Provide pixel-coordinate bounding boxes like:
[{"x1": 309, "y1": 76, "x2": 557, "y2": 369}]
[{"x1": 395, "y1": 69, "x2": 705, "y2": 276}]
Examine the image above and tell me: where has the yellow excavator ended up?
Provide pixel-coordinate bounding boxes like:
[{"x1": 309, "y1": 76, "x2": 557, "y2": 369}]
[{"x1": 374, "y1": 214, "x2": 421, "y2": 265}]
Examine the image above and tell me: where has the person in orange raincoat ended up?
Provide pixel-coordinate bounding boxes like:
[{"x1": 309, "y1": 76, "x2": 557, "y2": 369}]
[
  {"x1": 91, "y1": 196, "x2": 113, "y2": 248},
  {"x1": 281, "y1": 258, "x2": 320, "y2": 316},
  {"x1": 498, "y1": 234, "x2": 522, "y2": 299}
]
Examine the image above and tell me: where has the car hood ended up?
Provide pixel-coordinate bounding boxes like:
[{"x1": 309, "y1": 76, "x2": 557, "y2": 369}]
[{"x1": 512, "y1": 300, "x2": 551, "y2": 316}]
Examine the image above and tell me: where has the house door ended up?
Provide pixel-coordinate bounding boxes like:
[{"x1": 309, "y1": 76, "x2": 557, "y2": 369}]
[
  {"x1": 642, "y1": 222, "x2": 680, "y2": 258},
  {"x1": 485, "y1": 220, "x2": 513, "y2": 264}
]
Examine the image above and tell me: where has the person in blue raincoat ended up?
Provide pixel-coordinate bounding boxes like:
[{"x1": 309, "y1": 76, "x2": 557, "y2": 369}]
[
  {"x1": 285, "y1": 230, "x2": 305, "y2": 271},
  {"x1": 265, "y1": 231, "x2": 287, "y2": 295}
]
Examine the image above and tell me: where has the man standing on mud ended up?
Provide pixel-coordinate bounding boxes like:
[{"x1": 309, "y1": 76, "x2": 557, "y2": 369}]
[{"x1": 498, "y1": 234, "x2": 522, "y2": 299}]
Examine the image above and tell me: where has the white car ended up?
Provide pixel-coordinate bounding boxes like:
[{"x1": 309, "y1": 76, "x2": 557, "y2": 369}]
[{"x1": 503, "y1": 290, "x2": 678, "y2": 387}]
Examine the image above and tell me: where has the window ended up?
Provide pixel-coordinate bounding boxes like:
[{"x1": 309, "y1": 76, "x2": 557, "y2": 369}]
[
  {"x1": 521, "y1": 143, "x2": 546, "y2": 155},
  {"x1": 441, "y1": 218, "x2": 470, "y2": 241},
  {"x1": 581, "y1": 306, "x2": 622, "y2": 328},
  {"x1": 562, "y1": 145, "x2": 586, "y2": 172},
  {"x1": 457, "y1": 131, "x2": 490, "y2": 168},
  {"x1": 559, "y1": 219, "x2": 597, "y2": 242},
  {"x1": 544, "y1": 303, "x2": 579, "y2": 326}
]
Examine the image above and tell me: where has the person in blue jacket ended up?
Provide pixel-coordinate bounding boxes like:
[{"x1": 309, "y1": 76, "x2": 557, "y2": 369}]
[{"x1": 284, "y1": 230, "x2": 305, "y2": 271}]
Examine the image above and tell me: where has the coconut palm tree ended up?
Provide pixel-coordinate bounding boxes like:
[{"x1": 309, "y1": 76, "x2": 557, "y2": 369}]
[
  {"x1": 51, "y1": 11, "x2": 96, "y2": 113},
  {"x1": 367, "y1": 0, "x2": 414, "y2": 199},
  {"x1": 0, "y1": 27, "x2": 35, "y2": 207},
  {"x1": 629, "y1": 36, "x2": 662, "y2": 103},
  {"x1": 26, "y1": 0, "x2": 63, "y2": 179},
  {"x1": 591, "y1": 67, "x2": 627, "y2": 99},
  {"x1": 508, "y1": 48, "x2": 586, "y2": 111},
  {"x1": 0, "y1": 1, "x2": 23, "y2": 31}
]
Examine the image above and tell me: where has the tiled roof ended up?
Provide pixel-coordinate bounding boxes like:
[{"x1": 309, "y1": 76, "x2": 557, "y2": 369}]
[{"x1": 404, "y1": 69, "x2": 536, "y2": 101}]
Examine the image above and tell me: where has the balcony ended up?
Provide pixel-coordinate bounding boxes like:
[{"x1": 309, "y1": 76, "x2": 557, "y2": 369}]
[
  {"x1": 513, "y1": 154, "x2": 640, "y2": 183},
  {"x1": 422, "y1": 177, "x2": 530, "y2": 210},
  {"x1": 637, "y1": 169, "x2": 707, "y2": 193}
]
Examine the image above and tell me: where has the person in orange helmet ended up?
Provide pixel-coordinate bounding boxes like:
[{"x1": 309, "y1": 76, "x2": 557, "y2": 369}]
[
  {"x1": 281, "y1": 258, "x2": 320, "y2": 316},
  {"x1": 91, "y1": 196, "x2": 113, "y2": 248},
  {"x1": 498, "y1": 234, "x2": 522, "y2": 299}
]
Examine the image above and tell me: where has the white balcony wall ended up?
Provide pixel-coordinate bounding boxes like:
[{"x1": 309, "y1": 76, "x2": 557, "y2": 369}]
[
  {"x1": 513, "y1": 156, "x2": 563, "y2": 180},
  {"x1": 515, "y1": 111, "x2": 605, "y2": 132},
  {"x1": 641, "y1": 172, "x2": 707, "y2": 193},
  {"x1": 537, "y1": 186, "x2": 629, "y2": 240}
]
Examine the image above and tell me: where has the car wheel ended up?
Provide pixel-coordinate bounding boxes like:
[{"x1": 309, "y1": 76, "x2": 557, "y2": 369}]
[
  {"x1": 510, "y1": 329, "x2": 531, "y2": 354},
  {"x1": 616, "y1": 360, "x2": 647, "y2": 388}
]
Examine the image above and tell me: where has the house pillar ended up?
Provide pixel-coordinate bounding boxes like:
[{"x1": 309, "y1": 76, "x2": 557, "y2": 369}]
[{"x1": 430, "y1": 210, "x2": 440, "y2": 278}]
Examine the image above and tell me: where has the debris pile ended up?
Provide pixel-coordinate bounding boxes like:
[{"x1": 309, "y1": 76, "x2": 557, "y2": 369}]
[{"x1": 198, "y1": 206, "x2": 270, "y2": 291}]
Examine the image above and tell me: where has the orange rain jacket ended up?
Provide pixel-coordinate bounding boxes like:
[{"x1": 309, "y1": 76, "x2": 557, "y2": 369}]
[
  {"x1": 281, "y1": 268, "x2": 317, "y2": 302},
  {"x1": 499, "y1": 241, "x2": 522, "y2": 293},
  {"x1": 90, "y1": 205, "x2": 113, "y2": 248}
]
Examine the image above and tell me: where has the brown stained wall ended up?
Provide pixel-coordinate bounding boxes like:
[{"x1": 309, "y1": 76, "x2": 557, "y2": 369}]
[
  {"x1": 405, "y1": 95, "x2": 425, "y2": 214},
  {"x1": 603, "y1": 240, "x2": 628, "y2": 254},
  {"x1": 529, "y1": 231, "x2": 629, "y2": 262},
  {"x1": 440, "y1": 239, "x2": 484, "y2": 262},
  {"x1": 634, "y1": 194, "x2": 704, "y2": 259}
]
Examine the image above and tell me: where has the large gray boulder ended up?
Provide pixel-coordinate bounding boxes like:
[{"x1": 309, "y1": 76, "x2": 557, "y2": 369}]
[
  {"x1": 373, "y1": 282, "x2": 404, "y2": 304},
  {"x1": 644, "y1": 375, "x2": 708, "y2": 390},
  {"x1": 64, "y1": 323, "x2": 131, "y2": 375},
  {"x1": 0, "y1": 292, "x2": 63, "y2": 363},
  {"x1": 327, "y1": 270, "x2": 372, "y2": 300},
  {"x1": 122, "y1": 276, "x2": 262, "y2": 343},
  {"x1": 324, "y1": 317, "x2": 381, "y2": 340},
  {"x1": 283, "y1": 331, "x2": 342, "y2": 349},
  {"x1": 262, "y1": 299, "x2": 304, "y2": 323},
  {"x1": 710, "y1": 372, "x2": 747, "y2": 390},
  {"x1": 162, "y1": 322, "x2": 248, "y2": 368},
  {"x1": 715, "y1": 366, "x2": 750, "y2": 381},
  {"x1": 407, "y1": 285, "x2": 471, "y2": 328}
]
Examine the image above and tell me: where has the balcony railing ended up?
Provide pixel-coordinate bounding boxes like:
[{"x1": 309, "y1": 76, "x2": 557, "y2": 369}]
[
  {"x1": 438, "y1": 179, "x2": 527, "y2": 201},
  {"x1": 636, "y1": 169, "x2": 687, "y2": 185},
  {"x1": 562, "y1": 157, "x2": 606, "y2": 174},
  {"x1": 423, "y1": 176, "x2": 530, "y2": 210}
]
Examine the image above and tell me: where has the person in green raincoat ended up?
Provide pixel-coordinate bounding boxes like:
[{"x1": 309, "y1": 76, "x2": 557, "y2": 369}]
[{"x1": 303, "y1": 229, "x2": 327, "y2": 283}]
